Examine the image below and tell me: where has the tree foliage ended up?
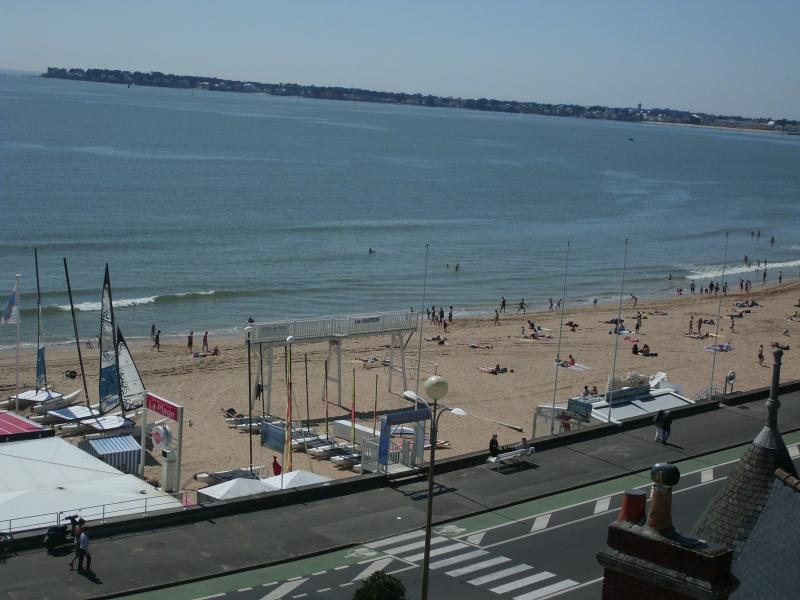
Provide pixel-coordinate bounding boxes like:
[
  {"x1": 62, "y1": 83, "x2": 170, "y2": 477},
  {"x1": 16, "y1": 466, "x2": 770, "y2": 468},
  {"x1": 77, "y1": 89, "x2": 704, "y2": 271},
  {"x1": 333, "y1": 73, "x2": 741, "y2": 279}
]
[{"x1": 352, "y1": 570, "x2": 407, "y2": 600}]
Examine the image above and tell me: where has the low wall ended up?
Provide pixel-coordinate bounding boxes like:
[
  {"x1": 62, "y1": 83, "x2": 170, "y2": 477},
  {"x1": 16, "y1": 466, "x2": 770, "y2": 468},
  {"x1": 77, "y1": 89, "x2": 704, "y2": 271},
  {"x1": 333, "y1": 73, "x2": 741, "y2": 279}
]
[{"x1": 15, "y1": 380, "x2": 798, "y2": 550}]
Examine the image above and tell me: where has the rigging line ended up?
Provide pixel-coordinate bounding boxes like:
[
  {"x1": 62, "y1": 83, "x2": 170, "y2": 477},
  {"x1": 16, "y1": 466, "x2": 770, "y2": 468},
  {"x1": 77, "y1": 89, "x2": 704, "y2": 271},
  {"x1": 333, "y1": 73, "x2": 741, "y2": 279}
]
[{"x1": 549, "y1": 241, "x2": 571, "y2": 436}]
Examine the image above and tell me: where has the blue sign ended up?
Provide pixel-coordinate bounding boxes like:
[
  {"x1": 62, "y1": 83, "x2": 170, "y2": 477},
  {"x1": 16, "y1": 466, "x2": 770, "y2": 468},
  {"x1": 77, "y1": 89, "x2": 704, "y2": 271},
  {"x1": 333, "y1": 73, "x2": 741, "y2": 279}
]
[{"x1": 261, "y1": 422, "x2": 286, "y2": 452}]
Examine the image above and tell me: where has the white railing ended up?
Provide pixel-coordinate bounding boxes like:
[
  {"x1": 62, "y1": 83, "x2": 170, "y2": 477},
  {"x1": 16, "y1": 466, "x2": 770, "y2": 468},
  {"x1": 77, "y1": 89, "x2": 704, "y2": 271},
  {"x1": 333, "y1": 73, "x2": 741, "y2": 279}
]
[
  {"x1": 1, "y1": 492, "x2": 191, "y2": 534},
  {"x1": 250, "y1": 311, "x2": 417, "y2": 344}
]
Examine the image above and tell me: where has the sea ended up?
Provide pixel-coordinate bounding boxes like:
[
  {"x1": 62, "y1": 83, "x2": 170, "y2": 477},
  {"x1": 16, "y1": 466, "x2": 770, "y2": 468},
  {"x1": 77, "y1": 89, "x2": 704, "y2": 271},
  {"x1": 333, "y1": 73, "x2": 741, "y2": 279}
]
[{"x1": 2, "y1": 71, "x2": 800, "y2": 350}]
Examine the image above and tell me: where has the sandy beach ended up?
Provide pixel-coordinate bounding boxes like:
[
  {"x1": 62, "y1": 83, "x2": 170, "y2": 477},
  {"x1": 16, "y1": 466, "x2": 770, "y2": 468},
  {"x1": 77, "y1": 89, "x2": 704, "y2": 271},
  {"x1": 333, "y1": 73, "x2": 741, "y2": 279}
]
[{"x1": 2, "y1": 280, "x2": 799, "y2": 489}]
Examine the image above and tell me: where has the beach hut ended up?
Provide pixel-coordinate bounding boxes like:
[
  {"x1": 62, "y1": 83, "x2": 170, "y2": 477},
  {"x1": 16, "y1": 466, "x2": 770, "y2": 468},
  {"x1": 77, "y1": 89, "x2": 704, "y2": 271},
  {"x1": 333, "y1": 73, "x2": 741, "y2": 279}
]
[{"x1": 78, "y1": 435, "x2": 141, "y2": 474}]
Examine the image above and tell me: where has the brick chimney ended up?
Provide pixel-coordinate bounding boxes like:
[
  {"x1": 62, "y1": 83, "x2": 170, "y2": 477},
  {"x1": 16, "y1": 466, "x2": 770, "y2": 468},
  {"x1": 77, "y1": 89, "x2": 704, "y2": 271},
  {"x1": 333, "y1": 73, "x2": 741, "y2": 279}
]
[{"x1": 597, "y1": 463, "x2": 739, "y2": 599}]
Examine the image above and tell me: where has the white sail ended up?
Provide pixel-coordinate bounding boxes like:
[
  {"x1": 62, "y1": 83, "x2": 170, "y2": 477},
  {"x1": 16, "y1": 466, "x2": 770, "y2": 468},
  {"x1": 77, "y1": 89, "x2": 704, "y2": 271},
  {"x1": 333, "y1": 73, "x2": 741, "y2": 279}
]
[{"x1": 117, "y1": 328, "x2": 145, "y2": 411}]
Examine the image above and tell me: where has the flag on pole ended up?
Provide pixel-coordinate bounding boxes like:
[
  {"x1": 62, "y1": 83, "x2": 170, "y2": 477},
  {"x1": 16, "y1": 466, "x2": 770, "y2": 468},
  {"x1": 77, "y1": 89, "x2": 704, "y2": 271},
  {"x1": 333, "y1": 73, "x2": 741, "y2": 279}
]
[{"x1": 1, "y1": 281, "x2": 19, "y2": 325}]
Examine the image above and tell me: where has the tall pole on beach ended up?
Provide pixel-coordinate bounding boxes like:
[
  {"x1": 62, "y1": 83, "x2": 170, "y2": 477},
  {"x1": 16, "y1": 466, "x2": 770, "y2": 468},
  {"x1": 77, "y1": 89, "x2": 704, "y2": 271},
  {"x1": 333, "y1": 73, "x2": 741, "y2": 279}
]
[
  {"x1": 14, "y1": 274, "x2": 21, "y2": 411},
  {"x1": 548, "y1": 241, "x2": 571, "y2": 435},
  {"x1": 324, "y1": 360, "x2": 330, "y2": 441},
  {"x1": 415, "y1": 243, "x2": 430, "y2": 398},
  {"x1": 709, "y1": 233, "x2": 729, "y2": 399},
  {"x1": 304, "y1": 353, "x2": 310, "y2": 434},
  {"x1": 246, "y1": 329, "x2": 253, "y2": 473},
  {"x1": 607, "y1": 239, "x2": 629, "y2": 423}
]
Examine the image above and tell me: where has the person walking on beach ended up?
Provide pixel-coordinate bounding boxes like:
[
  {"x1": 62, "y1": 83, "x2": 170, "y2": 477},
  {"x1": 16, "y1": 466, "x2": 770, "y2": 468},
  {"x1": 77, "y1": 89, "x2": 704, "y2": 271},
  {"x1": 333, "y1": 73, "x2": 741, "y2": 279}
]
[
  {"x1": 77, "y1": 525, "x2": 91, "y2": 572},
  {"x1": 635, "y1": 313, "x2": 642, "y2": 334},
  {"x1": 763, "y1": 270, "x2": 767, "y2": 284},
  {"x1": 150, "y1": 324, "x2": 155, "y2": 341},
  {"x1": 489, "y1": 434, "x2": 499, "y2": 458},
  {"x1": 448, "y1": 307, "x2": 453, "y2": 322},
  {"x1": 151, "y1": 330, "x2": 160, "y2": 352},
  {"x1": 690, "y1": 280, "x2": 695, "y2": 294},
  {"x1": 500, "y1": 297, "x2": 507, "y2": 313},
  {"x1": 758, "y1": 344, "x2": 765, "y2": 366},
  {"x1": 778, "y1": 270, "x2": 783, "y2": 284},
  {"x1": 730, "y1": 315, "x2": 735, "y2": 332},
  {"x1": 548, "y1": 298, "x2": 554, "y2": 311},
  {"x1": 438, "y1": 307, "x2": 445, "y2": 323},
  {"x1": 185, "y1": 331, "x2": 193, "y2": 354},
  {"x1": 494, "y1": 310, "x2": 500, "y2": 326},
  {"x1": 202, "y1": 331, "x2": 209, "y2": 353},
  {"x1": 272, "y1": 455, "x2": 282, "y2": 476},
  {"x1": 630, "y1": 294, "x2": 638, "y2": 308},
  {"x1": 689, "y1": 315, "x2": 694, "y2": 334},
  {"x1": 556, "y1": 298, "x2": 562, "y2": 310},
  {"x1": 697, "y1": 318, "x2": 703, "y2": 335},
  {"x1": 517, "y1": 298, "x2": 527, "y2": 314}
]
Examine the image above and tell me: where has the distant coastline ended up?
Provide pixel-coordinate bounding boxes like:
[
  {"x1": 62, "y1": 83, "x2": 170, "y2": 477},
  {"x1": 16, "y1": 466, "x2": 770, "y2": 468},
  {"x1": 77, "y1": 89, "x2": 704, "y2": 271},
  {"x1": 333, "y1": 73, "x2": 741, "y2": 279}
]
[{"x1": 41, "y1": 66, "x2": 800, "y2": 134}]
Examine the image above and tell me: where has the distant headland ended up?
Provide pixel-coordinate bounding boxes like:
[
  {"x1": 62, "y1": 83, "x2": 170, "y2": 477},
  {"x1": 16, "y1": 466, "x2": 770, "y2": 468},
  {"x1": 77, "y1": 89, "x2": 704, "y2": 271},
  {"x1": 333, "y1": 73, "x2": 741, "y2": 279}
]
[{"x1": 42, "y1": 67, "x2": 799, "y2": 134}]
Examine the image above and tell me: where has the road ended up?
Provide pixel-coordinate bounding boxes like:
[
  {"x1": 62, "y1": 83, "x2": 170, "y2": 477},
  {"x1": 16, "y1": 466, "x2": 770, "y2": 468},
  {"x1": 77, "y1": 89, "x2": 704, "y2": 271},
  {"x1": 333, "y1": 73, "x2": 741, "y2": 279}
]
[{"x1": 127, "y1": 436, "x2": 800, "y2": 600}]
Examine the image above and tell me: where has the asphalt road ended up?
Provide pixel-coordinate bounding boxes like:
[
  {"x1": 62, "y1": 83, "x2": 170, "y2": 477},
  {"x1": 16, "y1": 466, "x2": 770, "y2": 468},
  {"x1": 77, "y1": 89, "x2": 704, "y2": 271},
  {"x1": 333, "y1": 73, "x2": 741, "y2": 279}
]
[{"x1": 128, "y1": 440, "x2": 800, "y2": 600}]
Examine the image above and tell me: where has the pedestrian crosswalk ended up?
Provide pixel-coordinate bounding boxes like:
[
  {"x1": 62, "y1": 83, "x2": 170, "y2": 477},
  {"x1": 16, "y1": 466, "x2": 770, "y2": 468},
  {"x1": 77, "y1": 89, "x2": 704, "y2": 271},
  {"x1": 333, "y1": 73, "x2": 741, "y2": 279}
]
[{"x1": 369, "y1": 531, "x2": 579, "y2": 599}]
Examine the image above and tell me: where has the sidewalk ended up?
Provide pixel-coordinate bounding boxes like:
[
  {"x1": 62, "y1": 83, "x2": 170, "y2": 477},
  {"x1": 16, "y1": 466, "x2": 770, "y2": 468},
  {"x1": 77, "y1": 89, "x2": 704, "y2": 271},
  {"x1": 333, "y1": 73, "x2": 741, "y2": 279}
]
[{"x1": 3, "y1": 392, "x2": 799, "y2": 600}]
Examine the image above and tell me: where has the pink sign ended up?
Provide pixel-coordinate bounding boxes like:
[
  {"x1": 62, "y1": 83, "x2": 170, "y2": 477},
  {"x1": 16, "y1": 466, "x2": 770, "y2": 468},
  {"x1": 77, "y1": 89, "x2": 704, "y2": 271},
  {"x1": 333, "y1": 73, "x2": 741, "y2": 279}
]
[{"x1": 146, "y1": 392, "x2": 179, "y2": 421}]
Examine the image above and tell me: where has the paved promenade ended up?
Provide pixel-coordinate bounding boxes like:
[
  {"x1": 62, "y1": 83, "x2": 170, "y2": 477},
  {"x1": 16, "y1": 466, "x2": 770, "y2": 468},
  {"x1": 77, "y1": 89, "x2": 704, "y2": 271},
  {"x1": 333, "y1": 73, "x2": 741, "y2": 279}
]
[{"x1": 3, "y1": 391, "x2": 799, "y2": 599}]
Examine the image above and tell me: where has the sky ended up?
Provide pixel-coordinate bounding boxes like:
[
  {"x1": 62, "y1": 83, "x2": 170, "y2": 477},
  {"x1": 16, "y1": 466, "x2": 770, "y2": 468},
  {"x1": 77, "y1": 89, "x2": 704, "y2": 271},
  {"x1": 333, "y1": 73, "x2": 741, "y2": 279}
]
[{"x1": 2, "y1": 0, "x2": 799, "y2": 119}]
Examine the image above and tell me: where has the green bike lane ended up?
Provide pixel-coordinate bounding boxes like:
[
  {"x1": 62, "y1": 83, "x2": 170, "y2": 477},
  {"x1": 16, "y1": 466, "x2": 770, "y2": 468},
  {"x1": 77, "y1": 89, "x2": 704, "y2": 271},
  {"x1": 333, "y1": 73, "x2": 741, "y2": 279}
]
[{"x1": 126, "y1": 432, "x2": 800, "y2": 600}]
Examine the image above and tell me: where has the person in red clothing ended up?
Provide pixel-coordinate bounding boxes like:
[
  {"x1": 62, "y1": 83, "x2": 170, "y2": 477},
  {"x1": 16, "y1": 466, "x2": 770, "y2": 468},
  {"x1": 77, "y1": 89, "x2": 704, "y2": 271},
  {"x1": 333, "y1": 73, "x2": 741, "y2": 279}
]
[{"x1": 272, "y1": 455, "x2": 282, "y2": 476}]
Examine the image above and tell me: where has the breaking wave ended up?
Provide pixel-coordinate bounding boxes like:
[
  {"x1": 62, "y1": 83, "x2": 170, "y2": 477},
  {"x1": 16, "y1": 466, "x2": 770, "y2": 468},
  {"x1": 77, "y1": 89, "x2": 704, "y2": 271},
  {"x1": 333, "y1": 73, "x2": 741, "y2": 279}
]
[{"x1": 686, "y1": 258, "x2": 800, "y2": 280}]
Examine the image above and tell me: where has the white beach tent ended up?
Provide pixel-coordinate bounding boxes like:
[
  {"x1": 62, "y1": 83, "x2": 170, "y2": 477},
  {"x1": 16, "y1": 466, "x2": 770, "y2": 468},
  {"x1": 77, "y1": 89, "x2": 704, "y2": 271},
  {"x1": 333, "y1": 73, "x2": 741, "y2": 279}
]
[
  {"x1": 197, "y1": 469, "x2": 332, "y2": 503},
  {"x1": 0, "y1": 436, "x2": 183, "y2": 531},
  {"x1": 262, "y1": 469, "x2": 332, "y2": 490}
]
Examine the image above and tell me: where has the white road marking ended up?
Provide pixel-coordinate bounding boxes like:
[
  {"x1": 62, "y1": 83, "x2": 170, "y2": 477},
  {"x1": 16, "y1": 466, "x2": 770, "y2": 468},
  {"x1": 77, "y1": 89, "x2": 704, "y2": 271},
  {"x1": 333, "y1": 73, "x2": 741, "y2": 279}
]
[
  {"x1": 446, "y1": 556, "x2": 512, "y2": 577},
  {"x1": 194, "y1": 594, "x2": 226, "y2": 600},
  {"x1": 490, "y1": 571, "x2": 554, "y2": 594},
  {"x1": 466, "y1": 532, "x2": 486, "y2": 545},
  {"x1": 383, "y1": 536, "x2": 447, "y2": 555},
  {"x1": 339, "y1": 582, "x2": 353, "y2": 587},
  {"x1": 404, "y1": 542, "x2": 469, "y2": 563},
  {"x1": 334, "y1": 565, "x2": 349, "y2": 571},
  {"x1": 263, "y1": 582, "x2": 277, "y2": 587},
  {"x1": 352, "y1": 557, "x2": 393, "y2": 581},
  {"x1": 312, "y1": 571, "x2": 326, "y2": 576},
  {"x1": 287, "y1": 576, "x2": 303, "y2": 581},
  {"x1": 237, "y1": 587, "x2": 253, "y2": 592},
  {"x1": 429, "y1": 550, "x2": 488, "y2": 569},
  {"x1": 593, "y1": 497, "x2": 611, "y2": 514},
  {"x1": 468, "y1": 564, "x2": 534, "y2": 585},
  {"x1": 513, "y1": 579, "x2": 579, "y2": 599},
  {"x1": 789, "y1": 445, "x2": 800, "y2": 458},
  {"x1": 316, "y1": 589, "x2": 331, "y2": 593},
  {"x1": 291, "y1": 595, "x2": 307, "y2": 599},
  {"x1": 364, "y1": 530, "x2": 424, "y2": 549},
  {"x1": 531, "y1": 514, "x2": 551, "y2": 532},
  {"x1": 260, "y1": 579, "x2": 307, "y2": 600},
  {"x1": 701, "y1": 468, "x2": 714, "y2": 483}
]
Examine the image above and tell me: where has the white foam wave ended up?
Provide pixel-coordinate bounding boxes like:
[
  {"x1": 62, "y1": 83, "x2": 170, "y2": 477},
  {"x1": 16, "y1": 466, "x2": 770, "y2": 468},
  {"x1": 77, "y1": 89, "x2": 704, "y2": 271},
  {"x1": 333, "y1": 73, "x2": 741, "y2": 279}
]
[
  {"x1": 173, "y1": 290, "x2": 215, "y2": 297},
  {"x1": 56, "y1": 296, "x2": 157, "y2": 312},
  {"x1": 687, "y1": 258, "x2": 800, "y2": 280}
]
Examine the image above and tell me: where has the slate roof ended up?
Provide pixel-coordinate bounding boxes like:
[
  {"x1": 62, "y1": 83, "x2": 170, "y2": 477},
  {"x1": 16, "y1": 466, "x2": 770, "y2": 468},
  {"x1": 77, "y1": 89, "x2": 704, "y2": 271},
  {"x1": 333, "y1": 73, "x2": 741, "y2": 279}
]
[
  {"x1": 731, "y1": 470, "x2": 800, "y2": 598},
  {"x1": 692, "y1": 349, "x2": 797, "y2": 559}
]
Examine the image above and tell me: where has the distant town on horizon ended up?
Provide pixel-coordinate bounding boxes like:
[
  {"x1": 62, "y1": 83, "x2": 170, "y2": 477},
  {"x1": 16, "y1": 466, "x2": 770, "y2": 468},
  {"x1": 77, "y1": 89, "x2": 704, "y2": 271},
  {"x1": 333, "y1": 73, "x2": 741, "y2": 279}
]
[{"x1": 42, "y1": 66, "x2": 800, "y2": 134}]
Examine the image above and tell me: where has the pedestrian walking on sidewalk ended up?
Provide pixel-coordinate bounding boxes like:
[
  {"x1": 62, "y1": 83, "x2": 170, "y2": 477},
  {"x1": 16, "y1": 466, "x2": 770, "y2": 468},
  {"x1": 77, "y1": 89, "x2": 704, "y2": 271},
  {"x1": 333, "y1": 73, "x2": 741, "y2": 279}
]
[
  {"x1": 68, "y1": 518, "x2": 85, "y2": 570},
  {"x1": 662, "y1": 410, "x2": 673, "y2": 444},
  {"x1": 77, "y1": 525, "x2": 91, "y2": 572},
  {"x1": 653, "y1": 410, "x2": 666, "y2": 444}
]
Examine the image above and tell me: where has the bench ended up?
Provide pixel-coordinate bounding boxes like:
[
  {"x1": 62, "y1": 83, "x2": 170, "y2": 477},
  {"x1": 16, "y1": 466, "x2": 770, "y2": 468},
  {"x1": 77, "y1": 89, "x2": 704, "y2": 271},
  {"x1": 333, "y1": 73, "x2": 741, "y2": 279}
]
[{"x1": 486, "y1": 445, "x2": 535, "y2": 468}]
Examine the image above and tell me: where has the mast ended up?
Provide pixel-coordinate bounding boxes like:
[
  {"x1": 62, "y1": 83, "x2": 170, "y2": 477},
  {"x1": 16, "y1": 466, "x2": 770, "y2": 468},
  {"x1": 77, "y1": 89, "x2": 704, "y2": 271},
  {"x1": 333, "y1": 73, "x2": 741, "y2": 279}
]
[
  {"x1": 548, "y1": 241, "x2": 570, "y2": 435},
  {"x1": 98, "y1": 264, "x2": 123, "y2": 416},
  {"x1": 607, "y1": 239, "x2": 629, "y2": 423},
  {"x1": 14, "y1": 274, "x2": 21, "y2": 411},
  {"x1": 709, "y1": 233, "x2": 729, "y2": 399},
  {"x1": 34, "y1": 249, "x2": 47, "y2": 391},
  {"x1": 64, "y1": 258, "x2": 90, "y2": 407}
]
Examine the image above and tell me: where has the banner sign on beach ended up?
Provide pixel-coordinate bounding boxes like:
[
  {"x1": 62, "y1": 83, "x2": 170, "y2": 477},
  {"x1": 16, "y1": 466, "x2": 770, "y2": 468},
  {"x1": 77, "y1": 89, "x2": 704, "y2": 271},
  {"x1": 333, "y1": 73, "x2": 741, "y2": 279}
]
[
  {"x1": 261, "y1": 421, "x2": 286, "y2": 452},
  {"x1": 249, "y1": 312, "x2": 417, "y2": 345},
  {"x1": 567, "y1": 398, "x2": 593, "y2": 422},
  {"x1": 378, "y1": 408, "x2": 431, "y2": 466},
  {"x1": 146, "y1": 392, "x2": 180, "y2": 421}
]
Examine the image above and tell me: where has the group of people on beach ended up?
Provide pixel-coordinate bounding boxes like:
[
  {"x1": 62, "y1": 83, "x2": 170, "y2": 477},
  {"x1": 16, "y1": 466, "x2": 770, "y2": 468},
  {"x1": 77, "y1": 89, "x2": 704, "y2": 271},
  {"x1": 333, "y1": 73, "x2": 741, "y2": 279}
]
[{"x1": 148, "y1": 324, "x2": 218, "y2": 357}]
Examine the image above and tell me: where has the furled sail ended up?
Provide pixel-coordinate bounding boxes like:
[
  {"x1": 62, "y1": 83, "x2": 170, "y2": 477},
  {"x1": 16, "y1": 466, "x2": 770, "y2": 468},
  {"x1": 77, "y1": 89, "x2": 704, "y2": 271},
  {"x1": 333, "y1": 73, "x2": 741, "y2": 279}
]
[
  {"x1": 98, "y1": 265, "x2": 121, "y2": 414},
  {"x1": 34, "y1": 249, "x2": 47, "y2": 390},
  {"x1": 117, "y1": 327, "x2": 145, "y2": 411}
]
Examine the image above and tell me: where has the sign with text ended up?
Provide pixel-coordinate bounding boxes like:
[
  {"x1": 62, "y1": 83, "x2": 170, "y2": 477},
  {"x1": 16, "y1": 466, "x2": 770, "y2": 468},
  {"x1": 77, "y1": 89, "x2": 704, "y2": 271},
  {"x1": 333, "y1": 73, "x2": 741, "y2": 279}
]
[{"x1": 146, "y1": 392, "x2": 180, "y2": 421}]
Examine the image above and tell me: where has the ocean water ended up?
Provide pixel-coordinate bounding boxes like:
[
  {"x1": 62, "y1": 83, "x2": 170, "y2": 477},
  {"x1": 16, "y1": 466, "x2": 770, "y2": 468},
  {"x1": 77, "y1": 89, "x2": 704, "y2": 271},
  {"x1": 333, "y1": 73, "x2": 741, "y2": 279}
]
[{"x1": 2, "y1": 72, "x2": 800, "y2": 349}]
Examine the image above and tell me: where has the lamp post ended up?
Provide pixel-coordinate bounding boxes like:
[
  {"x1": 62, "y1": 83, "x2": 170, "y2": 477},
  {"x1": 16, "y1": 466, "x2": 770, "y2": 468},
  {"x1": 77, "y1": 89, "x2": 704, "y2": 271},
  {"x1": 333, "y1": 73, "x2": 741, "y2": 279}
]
[
  {"x1": 420, "y1": 374, "x2": 448, "y2": 600},
  {"x1": 403, "y1": 378, "x2": 523, "y2": 600}
]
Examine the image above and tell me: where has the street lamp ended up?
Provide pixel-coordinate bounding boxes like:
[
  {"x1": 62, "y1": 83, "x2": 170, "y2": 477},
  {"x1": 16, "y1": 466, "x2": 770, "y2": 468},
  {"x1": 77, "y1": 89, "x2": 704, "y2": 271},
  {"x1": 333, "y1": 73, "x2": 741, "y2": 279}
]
[{"x1": 419, "y1": 374, "x2": 448, "y2": 600}]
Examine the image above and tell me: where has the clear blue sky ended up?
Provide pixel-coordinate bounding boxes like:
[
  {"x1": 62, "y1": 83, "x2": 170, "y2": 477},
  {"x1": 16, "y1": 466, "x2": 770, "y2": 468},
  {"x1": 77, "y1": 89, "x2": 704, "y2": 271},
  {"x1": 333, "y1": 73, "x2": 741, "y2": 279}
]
[{"x1": 3, "y1": 0, "x2": 799, "y2": 119}]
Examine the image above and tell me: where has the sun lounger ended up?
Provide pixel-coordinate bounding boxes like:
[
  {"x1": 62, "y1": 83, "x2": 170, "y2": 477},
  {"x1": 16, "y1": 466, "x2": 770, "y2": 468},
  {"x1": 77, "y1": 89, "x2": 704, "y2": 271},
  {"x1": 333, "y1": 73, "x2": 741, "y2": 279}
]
[{"x1": 330, "y1": 452, "x2": 361, "y2": 468}]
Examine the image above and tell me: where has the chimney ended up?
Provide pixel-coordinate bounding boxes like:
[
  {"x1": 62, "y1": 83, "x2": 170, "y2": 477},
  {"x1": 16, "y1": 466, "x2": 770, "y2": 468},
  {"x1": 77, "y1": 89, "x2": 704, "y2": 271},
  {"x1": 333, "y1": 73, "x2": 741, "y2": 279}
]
[{"x1": 597, "y1": 463, "x2": 738, "y2": 599}]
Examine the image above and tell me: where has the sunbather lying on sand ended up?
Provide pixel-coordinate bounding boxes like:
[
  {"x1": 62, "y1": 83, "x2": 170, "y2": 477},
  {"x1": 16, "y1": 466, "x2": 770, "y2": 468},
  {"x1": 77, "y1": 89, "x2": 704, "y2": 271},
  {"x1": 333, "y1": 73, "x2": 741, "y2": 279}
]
[
  {"x1": 469, "y1": 343, "x2": 494, "y2": 349},
  {"x1": 771, "y1": 342, "x2": 790, "y2": 350},
  {"x1": 648, "y1": 310, "x2": 668, "y2": 316},
  {"x1": 480, "y1": 364, "x2": 512, "y2": 374}
]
